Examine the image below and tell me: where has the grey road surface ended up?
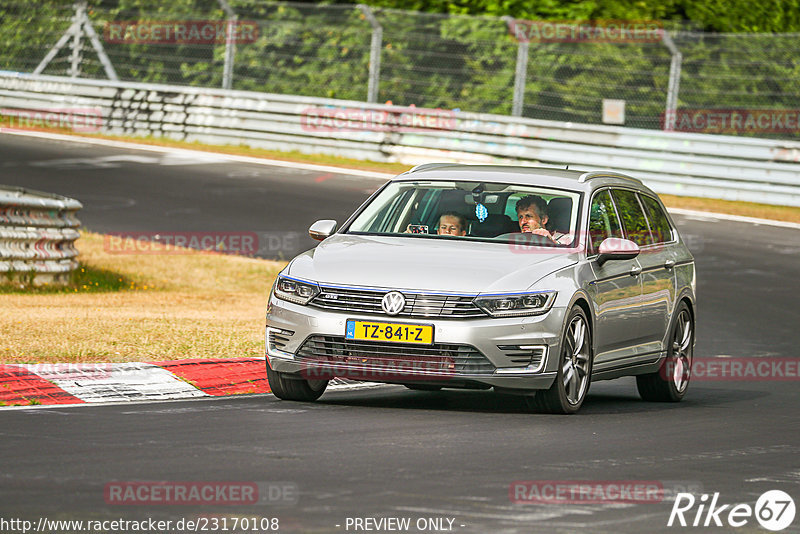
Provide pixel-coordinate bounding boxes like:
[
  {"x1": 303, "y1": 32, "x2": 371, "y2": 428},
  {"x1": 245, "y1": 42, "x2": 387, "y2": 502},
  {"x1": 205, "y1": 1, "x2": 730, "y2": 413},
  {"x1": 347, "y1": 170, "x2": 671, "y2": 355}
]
[{"x1": 1, "y1": 133, "x2": 799, "y2": 533}]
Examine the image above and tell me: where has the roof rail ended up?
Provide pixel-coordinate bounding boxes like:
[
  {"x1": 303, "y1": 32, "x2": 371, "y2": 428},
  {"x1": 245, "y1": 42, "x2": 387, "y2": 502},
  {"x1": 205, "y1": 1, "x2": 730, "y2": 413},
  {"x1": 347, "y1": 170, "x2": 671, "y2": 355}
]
[
  {"x1": 407, "y1": 162, "x2": 459, "y2": 174},
  {"x1": 577, "y1": 170, "x2": 642, "y2": 184}
]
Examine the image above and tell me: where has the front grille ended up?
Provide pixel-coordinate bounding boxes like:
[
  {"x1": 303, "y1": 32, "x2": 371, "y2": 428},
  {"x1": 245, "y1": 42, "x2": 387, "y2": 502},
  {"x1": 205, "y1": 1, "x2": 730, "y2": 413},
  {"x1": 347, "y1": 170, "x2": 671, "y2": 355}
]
[
  {"x1": 309, "y1": 286, "x2": 485, "y2": 318},
  {"x1": 296, "y1": 336, "x2": 496, "y2": 376}
]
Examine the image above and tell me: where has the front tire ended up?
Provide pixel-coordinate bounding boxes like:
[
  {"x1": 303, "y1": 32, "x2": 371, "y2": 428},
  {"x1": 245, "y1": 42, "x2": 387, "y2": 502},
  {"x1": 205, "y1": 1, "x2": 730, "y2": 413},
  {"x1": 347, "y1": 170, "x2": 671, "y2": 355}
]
[
  {"x1": 527, "y1": 306, "x2": 593, "y2": 414},
  {"x1": 637, "y1": 302, "x2": 693, "y2": 402},
  {"x1": 266, "y1": 363, "x2": 328, "y2": 402}
]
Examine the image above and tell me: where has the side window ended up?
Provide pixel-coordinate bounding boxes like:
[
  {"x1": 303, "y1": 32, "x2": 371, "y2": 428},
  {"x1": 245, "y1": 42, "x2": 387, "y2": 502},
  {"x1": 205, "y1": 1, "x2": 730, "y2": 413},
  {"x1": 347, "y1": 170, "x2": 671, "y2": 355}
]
[
  {"x1": 588, "y1": 190, "x2": 623, "y2": 254},
  {"x1": 640, "y1": 195, "x2": 674, "y2": 244},
  {"x1": 504, "y1": 194, "x2": 523, "y2": 220},
  {"x1": 413, "y1": 189, "x2": 441, "y2": 227},
  {"x1": 611, "y1": 189, "x2": 654, "y2": 247},
  {"x1": 367, "y1": 189, "x2": 415, "y2": 233}
]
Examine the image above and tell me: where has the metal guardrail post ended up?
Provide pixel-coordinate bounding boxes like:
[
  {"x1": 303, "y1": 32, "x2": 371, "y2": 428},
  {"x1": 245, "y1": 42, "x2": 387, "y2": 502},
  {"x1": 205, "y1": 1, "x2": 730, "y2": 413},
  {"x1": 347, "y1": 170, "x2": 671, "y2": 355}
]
[
  {"x1": 218, "y1": 0, "x2": 237, "y2": 90},
  {"x1": 69, "y1": 1, "x2": 86, "y2": 78},
  {"x1": 34, "y1": 4, "x2": 83, "y2": 76},
  {"x1": 503, "y1": 16, "x2": 529, "y2": 117},
  {"x1": 662, "y1": 31, "x2": 682, "y2": 132},
  {"x1": 0, "y1": 186, "x2": 82, "y2": 286},
  {"x1": 81, "y1": 3, "x2": 119, "y2": 81},
  {"x1": 33, "y1": 0, "x2": 118, "y2": 80},
  {"x1": 358, "y1": 5, "x2": 382, "y2": 104},
  {"x1": 512, "y1": 41, "x2": 530, "y2": 117},
  {"x1": 222, "y1": 16, "x2": 238, "y2": 90}
]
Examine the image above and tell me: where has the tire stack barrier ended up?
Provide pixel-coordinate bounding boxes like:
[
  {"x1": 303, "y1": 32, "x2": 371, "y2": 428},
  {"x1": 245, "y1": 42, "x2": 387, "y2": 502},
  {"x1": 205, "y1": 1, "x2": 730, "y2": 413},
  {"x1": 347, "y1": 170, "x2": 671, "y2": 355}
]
[{"x1": 0, "y1": 186, "x2": 82, "y2": 286}]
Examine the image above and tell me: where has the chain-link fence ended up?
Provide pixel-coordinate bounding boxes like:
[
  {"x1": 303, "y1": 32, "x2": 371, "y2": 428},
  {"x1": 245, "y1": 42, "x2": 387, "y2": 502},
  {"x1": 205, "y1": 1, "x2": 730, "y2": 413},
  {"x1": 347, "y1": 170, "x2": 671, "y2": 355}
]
[{"x1": 2, "y1": 0, "x2": 800, "y2": 138}]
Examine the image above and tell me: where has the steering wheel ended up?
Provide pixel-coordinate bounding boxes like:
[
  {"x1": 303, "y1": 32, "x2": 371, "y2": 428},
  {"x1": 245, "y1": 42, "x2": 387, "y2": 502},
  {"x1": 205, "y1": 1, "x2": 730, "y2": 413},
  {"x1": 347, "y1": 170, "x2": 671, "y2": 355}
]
[{"x1": 497, "y1": 232, "x2": 556, "y2": 246}]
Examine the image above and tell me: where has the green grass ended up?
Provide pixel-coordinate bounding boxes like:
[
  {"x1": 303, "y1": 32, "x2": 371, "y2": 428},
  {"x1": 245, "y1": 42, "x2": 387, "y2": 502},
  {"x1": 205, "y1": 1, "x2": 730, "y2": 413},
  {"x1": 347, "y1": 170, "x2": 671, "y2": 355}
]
[{"x1": 0, "y1": 264, "x2": 136, "y2": 294}]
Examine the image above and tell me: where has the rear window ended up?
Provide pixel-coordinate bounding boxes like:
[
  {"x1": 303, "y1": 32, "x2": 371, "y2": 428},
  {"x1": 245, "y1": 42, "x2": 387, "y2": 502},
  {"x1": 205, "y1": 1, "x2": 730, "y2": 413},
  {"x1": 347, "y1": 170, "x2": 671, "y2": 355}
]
[
  {"x1": 640, "y1": 194, "x2": 674, "y2": 244},
  {"x1": 611, "y1": 189, "x2": 655, "y2": 247}
]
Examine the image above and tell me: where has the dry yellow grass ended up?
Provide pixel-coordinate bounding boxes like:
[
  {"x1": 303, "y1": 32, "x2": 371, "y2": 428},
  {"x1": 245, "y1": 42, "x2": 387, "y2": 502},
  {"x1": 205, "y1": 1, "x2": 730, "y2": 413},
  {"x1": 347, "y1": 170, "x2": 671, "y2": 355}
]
[
  {"x1": 0, "y1": 232, "x2": 286, "y2": 364},
  {"x1": 660, "y1": 194, "x2": 800, "y2": 223}
]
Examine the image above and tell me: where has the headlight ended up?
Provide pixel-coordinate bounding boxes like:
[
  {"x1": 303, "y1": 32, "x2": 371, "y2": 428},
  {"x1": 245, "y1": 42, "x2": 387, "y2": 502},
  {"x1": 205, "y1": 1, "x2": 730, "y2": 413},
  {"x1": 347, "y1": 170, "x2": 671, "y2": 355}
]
[
  {"x1": 474, "y1": 291, "x2": 556, "y2": 317},
  {"x1": 273, "y1": 275, "x2": 320, "y2": 305}
]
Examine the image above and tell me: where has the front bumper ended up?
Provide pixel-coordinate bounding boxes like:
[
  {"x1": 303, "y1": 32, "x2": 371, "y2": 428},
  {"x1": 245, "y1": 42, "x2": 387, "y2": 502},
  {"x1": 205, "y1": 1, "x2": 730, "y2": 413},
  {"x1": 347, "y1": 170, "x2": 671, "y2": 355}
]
[{"x1": 265, "y1": 294, "x2": 566, "y2": 392}]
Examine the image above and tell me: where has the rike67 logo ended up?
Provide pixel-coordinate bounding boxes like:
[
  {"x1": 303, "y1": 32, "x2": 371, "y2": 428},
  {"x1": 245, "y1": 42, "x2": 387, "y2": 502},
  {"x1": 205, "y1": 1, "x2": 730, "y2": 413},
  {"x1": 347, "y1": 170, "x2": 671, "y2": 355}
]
[{"x1": 668, "y1": 490, "x2": 795, "y2": 531}]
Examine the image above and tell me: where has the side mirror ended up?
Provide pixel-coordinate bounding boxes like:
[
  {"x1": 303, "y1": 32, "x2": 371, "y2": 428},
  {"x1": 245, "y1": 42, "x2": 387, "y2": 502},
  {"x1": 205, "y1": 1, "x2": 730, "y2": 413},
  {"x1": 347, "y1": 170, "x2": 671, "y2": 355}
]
[
  {"x1": 308, "y1": 219, "x2": 337, "y2": 241},
  {"x1": 597, "y1": 237, "x2": 640, "y2": 265}
]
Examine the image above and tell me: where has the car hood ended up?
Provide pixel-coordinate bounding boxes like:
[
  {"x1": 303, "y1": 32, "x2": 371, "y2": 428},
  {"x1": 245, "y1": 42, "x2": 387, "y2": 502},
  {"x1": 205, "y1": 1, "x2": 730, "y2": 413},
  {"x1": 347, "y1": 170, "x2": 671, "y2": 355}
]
[{"x1": 286, "y1": 233, "x2": 578, "y2": 293}]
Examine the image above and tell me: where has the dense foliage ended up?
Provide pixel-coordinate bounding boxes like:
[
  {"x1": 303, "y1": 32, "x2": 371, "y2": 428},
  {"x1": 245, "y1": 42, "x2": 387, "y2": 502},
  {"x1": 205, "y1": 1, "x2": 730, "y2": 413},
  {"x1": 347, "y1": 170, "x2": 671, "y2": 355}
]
[
  {"x1": 341, "y1": 0, "x2": 800, "y2": 33},
  {"x1": 1, "y1": 1, "x2": 798, "y2": 135}
]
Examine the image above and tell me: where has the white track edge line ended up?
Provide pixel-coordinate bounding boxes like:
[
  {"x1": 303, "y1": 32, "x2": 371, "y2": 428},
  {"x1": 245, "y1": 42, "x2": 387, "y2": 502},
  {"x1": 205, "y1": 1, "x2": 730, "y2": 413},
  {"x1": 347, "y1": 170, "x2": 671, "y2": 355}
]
[
  {"x1": 4, "y1": 130, "x2": 798, "y2": 229},
  {"x1": 1, "y1": 129, "x2": 393, "y2": 180},
  {"x1": 667, "y1": 207, "x2": 800, "y2": 230},
  {"x1": 0, "y1": 383, "x2": 393, "y2": 410}
]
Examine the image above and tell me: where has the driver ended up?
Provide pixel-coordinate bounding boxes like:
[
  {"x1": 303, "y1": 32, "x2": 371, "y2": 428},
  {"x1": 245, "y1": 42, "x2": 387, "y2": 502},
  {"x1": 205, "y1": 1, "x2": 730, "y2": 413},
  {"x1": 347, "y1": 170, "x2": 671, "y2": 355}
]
[{"x1": 515, "y1": 195, "x2": 570, "y2": 244}]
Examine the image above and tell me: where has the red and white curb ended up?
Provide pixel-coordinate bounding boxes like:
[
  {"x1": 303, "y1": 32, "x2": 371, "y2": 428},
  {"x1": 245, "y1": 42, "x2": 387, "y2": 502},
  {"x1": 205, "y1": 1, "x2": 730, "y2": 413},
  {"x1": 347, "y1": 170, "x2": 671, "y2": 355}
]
[{"x1": 0, "y1": 358, "x2": 368, "y2": 407}]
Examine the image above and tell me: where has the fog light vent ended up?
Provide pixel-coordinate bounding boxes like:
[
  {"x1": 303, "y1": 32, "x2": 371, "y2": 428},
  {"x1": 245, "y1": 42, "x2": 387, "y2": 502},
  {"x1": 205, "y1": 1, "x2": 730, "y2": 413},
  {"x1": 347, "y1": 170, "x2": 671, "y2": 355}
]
[
  {"x1": 267, "y1": 327, "x2": 295, "y2": 359},
  {"x1": 497, "y1": 345, "x2": 547, "y2": 371}
]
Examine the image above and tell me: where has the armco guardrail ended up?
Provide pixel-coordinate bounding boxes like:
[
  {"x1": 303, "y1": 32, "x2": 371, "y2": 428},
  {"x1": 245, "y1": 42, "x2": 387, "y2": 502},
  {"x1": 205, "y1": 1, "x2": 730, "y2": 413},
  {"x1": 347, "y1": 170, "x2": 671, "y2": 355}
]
[
  {"x1": 1, "y1": 72, "x2": 800, "y2": 206},
  {"x1": 0, "y1": 185, "x2": 82, "y2": 285}
]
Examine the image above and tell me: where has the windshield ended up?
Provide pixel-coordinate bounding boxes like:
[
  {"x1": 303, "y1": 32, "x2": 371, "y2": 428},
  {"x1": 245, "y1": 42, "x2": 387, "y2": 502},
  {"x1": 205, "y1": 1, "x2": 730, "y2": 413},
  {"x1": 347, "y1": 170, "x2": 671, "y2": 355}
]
[{"x1": 346, "y1": 180, "x2": 581, "y2": 247}]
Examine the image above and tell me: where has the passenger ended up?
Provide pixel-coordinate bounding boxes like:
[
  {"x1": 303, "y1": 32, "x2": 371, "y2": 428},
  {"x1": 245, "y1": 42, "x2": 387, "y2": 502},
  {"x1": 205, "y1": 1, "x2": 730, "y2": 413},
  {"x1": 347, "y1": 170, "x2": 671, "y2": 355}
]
[
  {"x1": 405, "y1": 211, "x2": 467, "y2": 236},
  {"x1": 435, "y1": 211, "x2": 467, "y2": 236}
]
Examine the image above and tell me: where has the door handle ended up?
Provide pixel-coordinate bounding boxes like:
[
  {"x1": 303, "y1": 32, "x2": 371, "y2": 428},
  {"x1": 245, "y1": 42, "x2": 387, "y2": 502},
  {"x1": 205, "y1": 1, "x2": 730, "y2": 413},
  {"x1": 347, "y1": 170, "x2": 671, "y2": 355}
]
[
  {"x1": 630, "y1": 265, "x2": 642, "y2": 276},
  {"x1": 665, "y1": 259, "x2": 676, "y2": 270}
]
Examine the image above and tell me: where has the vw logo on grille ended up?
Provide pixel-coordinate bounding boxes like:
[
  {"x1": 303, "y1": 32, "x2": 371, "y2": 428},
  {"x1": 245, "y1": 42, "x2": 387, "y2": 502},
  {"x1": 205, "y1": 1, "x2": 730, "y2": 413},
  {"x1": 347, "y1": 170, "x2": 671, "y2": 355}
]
[{"x1": 381, "y1": 291, "x2": 406, "y2": 316}]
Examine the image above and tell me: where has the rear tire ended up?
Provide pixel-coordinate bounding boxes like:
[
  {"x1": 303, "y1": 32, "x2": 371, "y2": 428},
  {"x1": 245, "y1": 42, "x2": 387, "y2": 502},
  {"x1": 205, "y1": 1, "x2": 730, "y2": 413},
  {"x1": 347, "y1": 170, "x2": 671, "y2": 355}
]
[
  {"x1": 266, "y1": 363, "x2": 328, "y2": 402},
  {"x1": 526, "y1": 306, "x2": 593, "y2": 414},
  {"x1": 637, "y1": 302, "x2": 693, "y2": 402}
]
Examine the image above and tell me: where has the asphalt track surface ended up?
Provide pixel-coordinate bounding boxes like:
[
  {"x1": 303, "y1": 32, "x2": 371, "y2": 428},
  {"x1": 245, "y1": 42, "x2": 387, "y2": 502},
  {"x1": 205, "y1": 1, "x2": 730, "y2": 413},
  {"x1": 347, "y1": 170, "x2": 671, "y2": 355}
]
[{"x1": 1, "y1": 133, "x2": 799, "y2": 533}]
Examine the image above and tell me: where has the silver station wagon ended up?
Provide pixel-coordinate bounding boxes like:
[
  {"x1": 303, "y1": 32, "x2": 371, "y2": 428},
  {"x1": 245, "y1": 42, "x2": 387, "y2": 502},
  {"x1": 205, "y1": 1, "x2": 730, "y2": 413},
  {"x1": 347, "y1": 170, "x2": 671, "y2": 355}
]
[{"x1": 265, "y1": 164, "x2": 696, "y2": 413}]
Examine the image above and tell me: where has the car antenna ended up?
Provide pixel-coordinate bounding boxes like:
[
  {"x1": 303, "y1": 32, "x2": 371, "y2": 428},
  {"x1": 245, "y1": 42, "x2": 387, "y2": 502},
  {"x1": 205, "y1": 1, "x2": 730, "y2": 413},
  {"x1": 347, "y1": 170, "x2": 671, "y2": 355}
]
[{"x1": 565, "y1": 164, "x2": 569, "y2": 170}]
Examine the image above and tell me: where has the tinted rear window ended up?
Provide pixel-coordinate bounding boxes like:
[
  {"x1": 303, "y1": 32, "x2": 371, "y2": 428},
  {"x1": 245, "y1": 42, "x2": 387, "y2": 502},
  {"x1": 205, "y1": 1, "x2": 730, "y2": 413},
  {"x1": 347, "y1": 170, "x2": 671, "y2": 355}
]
[
  {"x1": 640, "y1": 194, "x2": 674, "y2": 244},
  {"x1": 611, "y1": 189, "x2": 654, "y2": 246}
]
